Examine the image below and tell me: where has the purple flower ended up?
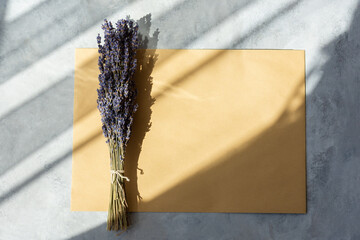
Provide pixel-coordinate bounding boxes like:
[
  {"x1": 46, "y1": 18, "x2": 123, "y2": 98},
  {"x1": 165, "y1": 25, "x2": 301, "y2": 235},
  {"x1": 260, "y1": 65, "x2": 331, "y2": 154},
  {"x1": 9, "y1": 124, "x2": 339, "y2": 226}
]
[{"x1": 96, "y1": 18, "x2": 139, "y2": 156}]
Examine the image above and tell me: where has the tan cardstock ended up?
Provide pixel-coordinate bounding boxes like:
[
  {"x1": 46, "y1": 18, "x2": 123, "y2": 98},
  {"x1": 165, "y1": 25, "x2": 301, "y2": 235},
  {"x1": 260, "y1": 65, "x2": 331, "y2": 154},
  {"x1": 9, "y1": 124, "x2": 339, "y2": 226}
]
[{"x1": 71, "y1": 49, "x2": 306, "y2": 213}]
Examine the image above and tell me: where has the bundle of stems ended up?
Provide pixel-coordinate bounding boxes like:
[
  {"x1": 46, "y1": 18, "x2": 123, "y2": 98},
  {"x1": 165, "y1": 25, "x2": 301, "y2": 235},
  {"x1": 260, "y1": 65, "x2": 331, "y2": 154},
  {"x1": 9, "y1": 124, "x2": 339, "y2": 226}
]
[
  {"x1": 96, "y1": 17, "x2": 139, "y2": 231},
  {"x1": 108, "y1": 139, "x2": 128, "y2": 231}
]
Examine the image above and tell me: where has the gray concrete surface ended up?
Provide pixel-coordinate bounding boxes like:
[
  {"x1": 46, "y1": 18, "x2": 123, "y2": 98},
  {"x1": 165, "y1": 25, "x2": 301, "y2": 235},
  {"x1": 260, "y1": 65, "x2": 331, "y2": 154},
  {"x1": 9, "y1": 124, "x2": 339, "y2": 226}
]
[{"x1": 0, "y1": 0, "x2": 359, "y2": 239}]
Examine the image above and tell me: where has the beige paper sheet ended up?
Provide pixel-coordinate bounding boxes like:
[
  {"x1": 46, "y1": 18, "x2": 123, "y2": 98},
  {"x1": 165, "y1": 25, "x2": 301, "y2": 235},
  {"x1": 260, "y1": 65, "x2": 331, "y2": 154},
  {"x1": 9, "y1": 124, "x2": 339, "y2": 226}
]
[{"x1": 71, "y1": 49, "x2": 306, "y2": 213}]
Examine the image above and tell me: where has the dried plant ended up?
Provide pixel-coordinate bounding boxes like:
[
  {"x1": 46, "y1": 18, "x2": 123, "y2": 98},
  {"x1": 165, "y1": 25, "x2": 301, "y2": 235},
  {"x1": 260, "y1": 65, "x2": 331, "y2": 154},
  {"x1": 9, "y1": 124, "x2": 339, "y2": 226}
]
[{"x1": 96, "y1": 17, "x2": 139, "y2": 231}]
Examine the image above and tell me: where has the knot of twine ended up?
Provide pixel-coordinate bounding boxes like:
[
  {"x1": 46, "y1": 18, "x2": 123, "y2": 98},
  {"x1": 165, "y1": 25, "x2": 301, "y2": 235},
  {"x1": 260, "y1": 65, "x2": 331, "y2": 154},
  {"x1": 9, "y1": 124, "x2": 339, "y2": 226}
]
[
  {"x1": 110, "y1": 170, "x2": 129, "y2": 205},
  {"x1": 110, "y1": 169, "x2": 130, "y2": 183}
]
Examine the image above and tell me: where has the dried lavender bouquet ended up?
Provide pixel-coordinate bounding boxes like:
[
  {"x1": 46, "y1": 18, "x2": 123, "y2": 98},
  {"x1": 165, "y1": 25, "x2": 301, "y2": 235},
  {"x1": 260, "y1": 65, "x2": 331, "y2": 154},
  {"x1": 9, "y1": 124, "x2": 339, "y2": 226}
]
[{"x1": 96, "y1": 18, "x2": 139, "y2": 231}]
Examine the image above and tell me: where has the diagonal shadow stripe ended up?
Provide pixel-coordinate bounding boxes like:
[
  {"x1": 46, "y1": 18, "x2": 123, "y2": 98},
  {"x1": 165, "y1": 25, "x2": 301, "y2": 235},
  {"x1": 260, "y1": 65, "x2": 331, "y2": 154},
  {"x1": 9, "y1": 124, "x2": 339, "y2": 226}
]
[
  {"x1": 150, "y1": 0, "x2": 257, "y2": 68},
  {"x1": 0, "y1": 0, "x2": 8, "y2": 54},
  {"x1": 0, "y1": 0, "x2": 131, "y2": 84},
  {"x1": 0, "y1": 74, "x2": 74, "y2": 176},
  {"x1": 0, "y1": 128, "x2": 101, "y2": 205},
  {"x1": 231, "y1": 0, "x2": 302, "y2": 48},
  {"x1": 153, "y1": 0, "x2": 303, "y2": 101}
]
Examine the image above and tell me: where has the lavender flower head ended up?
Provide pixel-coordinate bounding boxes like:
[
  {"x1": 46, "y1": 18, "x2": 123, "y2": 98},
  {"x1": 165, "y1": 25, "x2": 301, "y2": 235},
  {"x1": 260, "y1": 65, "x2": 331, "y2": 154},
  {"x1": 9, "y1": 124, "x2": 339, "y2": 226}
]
[{"x1": 96, "y1": 18, "x2": 139, "y2": 155}]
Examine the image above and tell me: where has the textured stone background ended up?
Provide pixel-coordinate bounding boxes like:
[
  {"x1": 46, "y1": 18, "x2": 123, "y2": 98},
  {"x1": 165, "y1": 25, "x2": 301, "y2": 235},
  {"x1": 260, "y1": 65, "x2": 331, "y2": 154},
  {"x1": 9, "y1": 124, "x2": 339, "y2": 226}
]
[{"x1": 0, "y1": 0, "x2": 359, "y2": 239}]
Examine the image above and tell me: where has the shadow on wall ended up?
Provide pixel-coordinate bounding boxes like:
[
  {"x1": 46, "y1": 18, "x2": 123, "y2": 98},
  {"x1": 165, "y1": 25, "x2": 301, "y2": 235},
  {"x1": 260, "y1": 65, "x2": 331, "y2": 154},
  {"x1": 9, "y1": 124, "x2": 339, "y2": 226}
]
[
  {"x1": 68, "y1": 222, "x2": 115, "y2": 240},
  {"x1": 302, "y1": 2, "x2": 360, "y2": 238},
  {"x1": 124, "y1": 13, "x2": 159, "y2": 217},
  {"x1": 154, "y1": 0, "x2": 253, "y2": 47},
  {"x1": 0, "y1": 0, "x2": 7, "y2": 53}
]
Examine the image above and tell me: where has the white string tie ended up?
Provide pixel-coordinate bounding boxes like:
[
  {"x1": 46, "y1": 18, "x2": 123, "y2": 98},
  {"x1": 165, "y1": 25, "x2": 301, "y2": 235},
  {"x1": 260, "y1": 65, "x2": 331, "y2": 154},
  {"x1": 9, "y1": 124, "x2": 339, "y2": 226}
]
[
  {"x1": 110, "y1": 170, "x2": 129, "y2": 205},
  {"x1": 110, "y1": 169, "x2": 130, "y2": 183}
]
